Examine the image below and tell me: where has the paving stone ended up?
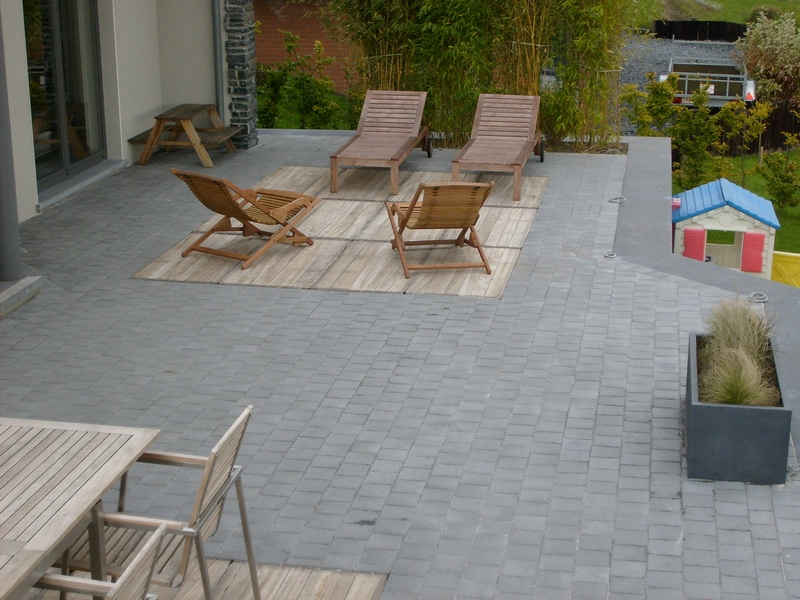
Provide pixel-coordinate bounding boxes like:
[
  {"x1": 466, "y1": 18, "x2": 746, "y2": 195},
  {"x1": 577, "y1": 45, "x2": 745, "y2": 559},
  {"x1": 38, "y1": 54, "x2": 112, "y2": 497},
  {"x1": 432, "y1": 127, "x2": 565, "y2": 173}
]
[{"x1": 5, "y1": 134, "x2": 800, "y2": 599}]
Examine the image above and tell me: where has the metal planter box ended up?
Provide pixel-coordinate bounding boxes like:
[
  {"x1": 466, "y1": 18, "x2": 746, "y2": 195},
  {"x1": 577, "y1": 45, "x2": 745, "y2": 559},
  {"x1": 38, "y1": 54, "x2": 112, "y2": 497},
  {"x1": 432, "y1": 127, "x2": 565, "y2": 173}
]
[{"x1": 685, "y1": 333, "x2": 792, "y2": 484}]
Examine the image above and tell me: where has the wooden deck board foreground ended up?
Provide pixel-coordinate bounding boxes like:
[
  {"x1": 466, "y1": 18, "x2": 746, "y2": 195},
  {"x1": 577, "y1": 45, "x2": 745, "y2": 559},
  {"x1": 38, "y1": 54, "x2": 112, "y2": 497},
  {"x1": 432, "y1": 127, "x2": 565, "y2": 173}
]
[
  {"x1": 25, "y1": 559, "x2": 387, "y2": 600},
  {"x1": 136, "y1": 166, "x2": 548, "y2": 298}
]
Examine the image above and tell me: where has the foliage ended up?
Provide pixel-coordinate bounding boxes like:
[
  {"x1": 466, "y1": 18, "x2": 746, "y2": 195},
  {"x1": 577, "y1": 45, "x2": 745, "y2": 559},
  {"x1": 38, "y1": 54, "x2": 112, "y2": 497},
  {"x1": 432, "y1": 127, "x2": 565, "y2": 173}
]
[
  {"x1": 321, "y1": 0, "x2": 417, "y2": 91},
  {"x1": 699, "y1": 297, "x2": 780, "y2": 407},
  {"x1": 736, "y1": 12, "x2": 800, "y2": 103},
  {"x1": 670, "y1": 89, "x2": 726, "y2": 189},
  {"x1": 256, "y1": 32, "x2": 340, "y2": 130},
  {"x1": 715, "y1": 99, "x2": 773, "y2": 187},
  {"x1": 747, "y1": 5, "x2": 783, "y2": 22},
  {"x1": 256, "y1": 64, "x2": 288, "y2": 129},
  {"x1": 22, "y1": 0, "x2": 43, "y2": 61},
  {"x1": 620, "y1": 73, "x2": 681, "y2": 136},
  {"x1": 758, "y1": 131, "x2": 800, "y2": 209},
  {"x1": 623, "y1": 77, "x2": 780, "y2": 191},
  {"x1": 323, "y1": 0, "x2": 643, "y2": 148}
]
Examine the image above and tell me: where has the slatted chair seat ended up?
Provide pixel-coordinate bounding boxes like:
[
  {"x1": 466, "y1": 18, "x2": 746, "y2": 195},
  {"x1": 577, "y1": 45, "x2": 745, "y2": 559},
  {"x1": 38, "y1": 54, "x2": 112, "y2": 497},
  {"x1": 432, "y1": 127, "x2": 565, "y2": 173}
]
[
  {"x1": 173, "y1": 168, "x2": 321, "y2": 269},
  {"x1": 59, "y1": 407, "x2": 261, "y2": 600},
  {"x1": 331, "y1": 90, "x2": 431, "y2": 195},
  {"x1": 452, "y1": 94, "x2": 544, "y2": 201},
  {"x1": 36, "y1": 524, "x2": 166, "y2": 600},
  {"x1": 386, "y1": 181, "x2": 495, "y2": 278}
]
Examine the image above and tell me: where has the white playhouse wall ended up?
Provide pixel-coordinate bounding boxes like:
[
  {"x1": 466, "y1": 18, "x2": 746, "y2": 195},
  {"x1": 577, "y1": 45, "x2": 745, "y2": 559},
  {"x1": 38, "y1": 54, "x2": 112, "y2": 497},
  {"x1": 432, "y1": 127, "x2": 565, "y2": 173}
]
[{"x1": 673, "y1": 205, "x2": 776, "y2": 279}]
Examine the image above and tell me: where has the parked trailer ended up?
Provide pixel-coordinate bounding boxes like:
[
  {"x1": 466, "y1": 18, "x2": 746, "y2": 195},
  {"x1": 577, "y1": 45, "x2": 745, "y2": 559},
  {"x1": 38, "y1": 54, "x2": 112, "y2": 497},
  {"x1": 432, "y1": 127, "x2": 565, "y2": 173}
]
[{"x1": 661, "y1": 56, "x2": 756, "y2": 107}]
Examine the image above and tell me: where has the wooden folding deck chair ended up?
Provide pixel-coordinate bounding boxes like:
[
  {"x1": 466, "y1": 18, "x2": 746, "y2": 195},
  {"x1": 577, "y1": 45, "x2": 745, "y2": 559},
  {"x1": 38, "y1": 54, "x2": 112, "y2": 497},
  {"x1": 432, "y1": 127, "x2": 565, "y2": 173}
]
[
  {"x1": 331, "y1": 90, "x2": 431, "y2": 195},
  {"x1": 386, "y1": 181, "x2": 495, "y2": 278},
  {"x1": 452, "y1": 94, "x2": 544, "y2": 202},
  {"x1": 36, "y1": 524, "x2": 166, "y2": 600},
  {"x1": 172, "y1": 168, "x2": 320, "y2": 269},
  {"x1": 60, "y1": 407, "x2": 262, "y2": 600}
]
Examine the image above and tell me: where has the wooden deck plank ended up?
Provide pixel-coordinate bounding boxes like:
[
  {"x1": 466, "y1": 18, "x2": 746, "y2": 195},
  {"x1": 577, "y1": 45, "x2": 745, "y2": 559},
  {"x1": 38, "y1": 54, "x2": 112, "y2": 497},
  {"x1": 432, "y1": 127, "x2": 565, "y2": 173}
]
[
  {"x1": 135, "y1": 165, "x2": 547, "y2": 299},
  {"x1": 22, "y1": 560, "x2": 387, "y2": 600}
]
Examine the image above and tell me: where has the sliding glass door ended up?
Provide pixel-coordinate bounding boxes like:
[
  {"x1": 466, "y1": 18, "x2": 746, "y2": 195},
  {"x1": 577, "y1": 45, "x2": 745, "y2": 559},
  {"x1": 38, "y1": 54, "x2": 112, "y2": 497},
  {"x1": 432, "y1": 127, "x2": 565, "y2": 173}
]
[{"x1": 25, "y1": 0, "x2": 105, "y2": 189}]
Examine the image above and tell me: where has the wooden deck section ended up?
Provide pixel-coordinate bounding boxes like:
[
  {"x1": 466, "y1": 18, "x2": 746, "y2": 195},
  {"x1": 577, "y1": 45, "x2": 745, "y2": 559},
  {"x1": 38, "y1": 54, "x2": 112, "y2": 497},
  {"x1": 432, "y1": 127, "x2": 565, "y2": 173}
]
[
  {"x1": 135, "y1": 166, "x2": 548, "y2": 298},
  {"x1": 25, "y1": 559, "x2": 387, "y2": 600}
]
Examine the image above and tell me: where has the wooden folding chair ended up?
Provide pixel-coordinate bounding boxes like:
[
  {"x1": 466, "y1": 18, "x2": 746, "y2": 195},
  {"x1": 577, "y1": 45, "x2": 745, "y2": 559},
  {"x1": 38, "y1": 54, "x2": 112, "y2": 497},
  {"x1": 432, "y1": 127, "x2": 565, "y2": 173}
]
[
  {"x1": 385, "y1": 181, "x2": 495, "y2": 278},
  {"x1": 452, "y1": 94, "x2": 543, "y2": 201},
  {"x1": 36, "y1": 524, "x2": 166, "y2": 600},
  {"x1": 61, "y1": 407, "x2": 261, "y2": 600},
  {"x1": 330, "y1": 90, "x2": 431, "y2": 195},
  {"x1": 172, "y1": 168, "x2": 321, "y2": 269}
]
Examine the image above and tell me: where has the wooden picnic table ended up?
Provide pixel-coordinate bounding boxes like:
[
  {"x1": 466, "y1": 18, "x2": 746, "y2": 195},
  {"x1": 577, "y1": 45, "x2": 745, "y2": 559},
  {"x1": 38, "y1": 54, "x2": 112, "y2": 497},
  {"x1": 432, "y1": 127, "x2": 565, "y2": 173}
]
[
  {"x1": 132, "y1": 104, "x2": 241, "y2": 168},
  {"x1": 0, "y1": 417, "x2": 159, "y2": 600}
]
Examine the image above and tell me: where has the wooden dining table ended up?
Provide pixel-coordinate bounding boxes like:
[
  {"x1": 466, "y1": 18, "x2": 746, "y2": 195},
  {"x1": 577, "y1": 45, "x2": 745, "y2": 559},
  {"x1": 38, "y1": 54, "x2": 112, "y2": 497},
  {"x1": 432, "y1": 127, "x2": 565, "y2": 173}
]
[
  {"x1": 133, "y1": 104, "x2": 241, "y2": 168},
  {"x1": 0, "y1": 417, "x2": 159, "y2": 600}
]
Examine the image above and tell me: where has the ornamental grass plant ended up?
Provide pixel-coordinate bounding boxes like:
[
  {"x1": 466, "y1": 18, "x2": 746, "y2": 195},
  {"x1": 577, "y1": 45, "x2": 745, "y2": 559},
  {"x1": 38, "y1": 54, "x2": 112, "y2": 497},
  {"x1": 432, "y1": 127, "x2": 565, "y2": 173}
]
[{"x1": 698, "y1": 297, "x2": 781, "y2": 406}]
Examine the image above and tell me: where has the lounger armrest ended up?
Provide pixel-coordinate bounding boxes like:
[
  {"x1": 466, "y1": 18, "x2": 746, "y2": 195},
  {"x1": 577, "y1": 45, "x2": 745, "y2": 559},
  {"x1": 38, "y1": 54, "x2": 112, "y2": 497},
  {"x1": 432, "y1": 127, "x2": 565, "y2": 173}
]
[
  {"x1": 452, "y1": 138, "x2": 476, "y2": 163},
  {"x1": 138, "y1": 450, "x2": 208, "y2": 468},
  {"x1": 512, "y1": 140, "x2": 536, "y2": 166},
  {"x1": 331, "y1": 133, "x2": 361, "y2": 158},
  {"x1": 252, "y1": 192, "x2": 314, "y2": 221},
  {"x1": 391, "y1": 131, "x2": 427, "y2": 162},
  {"x1": 36, "y1": 574, "x2": 114, "y2": 595},
  {"x1": 103, "y1": 512, "x2": 188, "y2": 534}
]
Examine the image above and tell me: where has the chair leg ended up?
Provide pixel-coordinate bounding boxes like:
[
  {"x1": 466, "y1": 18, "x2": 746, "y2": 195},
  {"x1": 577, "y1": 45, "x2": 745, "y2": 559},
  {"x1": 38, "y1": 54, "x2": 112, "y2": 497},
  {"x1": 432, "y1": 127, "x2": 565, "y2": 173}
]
[
  {"x1": 385, "y1": 203, "x2": 410, "y2": 278},
  {"x1": 452, "y1": 162, "x2": 460, "y2": 182},
  {"x1": 469, "y1": 227, "x2": 492, "y2": 274},
  {"x1": 390, "y1": 162, "x2": 399, "y2": 195},
  {"x1": 513, "y1": 168, "x2": 521, "y2": 202},
  {"x1": 194, "y1": 537, "x2": 215, "y2": 600},
  {"x1": 330, "y1": 158, "x2": 338, "y2": 193},
  {"x1": 236, "y1": 477, "x2": 262, "y2": 600},
  {"x1": 60, "y1": 549, "x2": 69, "y2": 600}
]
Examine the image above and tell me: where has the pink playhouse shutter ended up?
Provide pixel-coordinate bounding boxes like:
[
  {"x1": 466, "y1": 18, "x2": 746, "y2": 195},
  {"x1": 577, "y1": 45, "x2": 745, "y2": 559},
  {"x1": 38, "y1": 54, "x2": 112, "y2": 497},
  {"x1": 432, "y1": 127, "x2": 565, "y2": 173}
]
[
  {"x1": 741, "y1": 231, "x2": 765, "y2": 273},
  {"x1": 683, "y1": 228, "x2": 706, "y2": 261}
]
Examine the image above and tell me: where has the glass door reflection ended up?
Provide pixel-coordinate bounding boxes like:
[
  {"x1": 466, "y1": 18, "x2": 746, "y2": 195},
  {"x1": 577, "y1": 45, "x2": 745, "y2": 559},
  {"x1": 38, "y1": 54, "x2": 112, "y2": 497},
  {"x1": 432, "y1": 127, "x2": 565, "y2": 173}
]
[{"x1": 25, "y1": 0, "x2": 105, "y2": 188}]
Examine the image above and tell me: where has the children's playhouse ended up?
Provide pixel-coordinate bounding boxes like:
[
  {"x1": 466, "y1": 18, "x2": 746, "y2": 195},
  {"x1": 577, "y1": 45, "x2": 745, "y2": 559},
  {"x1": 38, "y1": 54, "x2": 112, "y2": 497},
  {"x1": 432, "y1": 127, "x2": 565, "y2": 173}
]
[{"x1": 672, "y1": 178, "x2": 779, "y2": 280}]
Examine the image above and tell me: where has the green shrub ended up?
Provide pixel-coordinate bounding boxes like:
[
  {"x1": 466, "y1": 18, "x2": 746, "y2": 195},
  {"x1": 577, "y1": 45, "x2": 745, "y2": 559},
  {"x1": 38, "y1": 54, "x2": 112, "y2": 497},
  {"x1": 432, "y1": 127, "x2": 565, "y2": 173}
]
[
  {"x1": 759, "y1": 150, "x2": 800, "y2": 209},
  {"x1": 256, "y1": 32, "x2": 341, "y2": 130},
  {"x1": 736, "y1": 12, "x2": 800, "y2": 103}
]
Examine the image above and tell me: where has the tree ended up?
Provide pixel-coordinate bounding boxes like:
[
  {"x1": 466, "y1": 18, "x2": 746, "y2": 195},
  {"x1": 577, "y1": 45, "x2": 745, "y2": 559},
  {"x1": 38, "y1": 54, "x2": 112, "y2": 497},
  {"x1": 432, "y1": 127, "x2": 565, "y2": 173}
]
[{"x1": 736, "y1": 12, "x2": 800, "y2": 103}]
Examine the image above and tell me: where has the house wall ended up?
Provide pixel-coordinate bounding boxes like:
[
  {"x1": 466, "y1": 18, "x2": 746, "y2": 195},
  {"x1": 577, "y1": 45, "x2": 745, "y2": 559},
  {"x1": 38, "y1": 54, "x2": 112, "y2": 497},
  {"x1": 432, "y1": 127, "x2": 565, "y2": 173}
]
[
  {"x1": 673, "y1": 206, "x2": 775, "y2": 279},
  {"x1": 98, "y1": 0, "x2": 162, "y2": 162},
  {"x1": 156, "y1": 0, "x2": 218, "y2": 121},
  {"x1": 1, "y1": 0, "x2": 39, "y2": 223},
  {"x1": 100, "y1": 0, "x2": 218, "y2": 163},
  {"x1": 4, "y1": 0, "x2": 220, "y2": 223},
  {"x1": 254, "y1": 0, "x2": 350, "y2": 93}
]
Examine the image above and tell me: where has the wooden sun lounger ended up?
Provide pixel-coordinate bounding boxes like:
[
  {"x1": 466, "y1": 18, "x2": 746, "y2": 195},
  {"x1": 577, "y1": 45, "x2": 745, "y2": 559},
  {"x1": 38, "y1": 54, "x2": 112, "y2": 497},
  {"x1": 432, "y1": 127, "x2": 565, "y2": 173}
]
[
  {"x1": 452, "y1": 94, "x2": 544, "y2": 201},
  {"x1": 331, "y1": 90, "x2": 431, "y2": 195}
]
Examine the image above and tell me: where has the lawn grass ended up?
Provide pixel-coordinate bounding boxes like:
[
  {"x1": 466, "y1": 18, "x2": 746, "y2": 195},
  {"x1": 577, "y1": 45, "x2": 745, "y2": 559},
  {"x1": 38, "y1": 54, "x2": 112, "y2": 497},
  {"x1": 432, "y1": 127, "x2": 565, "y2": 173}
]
[{"x1": 663, "y1": 0, "x2": 800, "y2": 22}]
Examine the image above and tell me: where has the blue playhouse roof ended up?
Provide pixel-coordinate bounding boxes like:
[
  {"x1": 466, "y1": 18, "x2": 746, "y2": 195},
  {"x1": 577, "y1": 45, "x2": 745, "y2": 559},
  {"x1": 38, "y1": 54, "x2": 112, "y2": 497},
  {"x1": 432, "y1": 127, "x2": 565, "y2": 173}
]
[{"x1": 673, "y1": 178, "x2": 780, "y2": 230}]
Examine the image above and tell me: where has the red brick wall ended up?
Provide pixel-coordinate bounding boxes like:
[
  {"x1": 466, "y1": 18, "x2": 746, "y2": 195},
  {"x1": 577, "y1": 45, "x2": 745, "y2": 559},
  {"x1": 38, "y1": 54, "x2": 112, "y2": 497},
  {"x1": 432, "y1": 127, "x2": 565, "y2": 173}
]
[{"x1": 254, "y1": 0, "x2": 352, "y2": 93}]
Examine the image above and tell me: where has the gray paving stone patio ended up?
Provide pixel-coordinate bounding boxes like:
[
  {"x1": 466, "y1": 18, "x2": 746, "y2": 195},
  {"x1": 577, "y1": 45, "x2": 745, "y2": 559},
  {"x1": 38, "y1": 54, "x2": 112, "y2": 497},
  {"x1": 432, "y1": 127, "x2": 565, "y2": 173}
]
[{"x1": 3, "y1": 131, "x2": 800, "y2": 599}]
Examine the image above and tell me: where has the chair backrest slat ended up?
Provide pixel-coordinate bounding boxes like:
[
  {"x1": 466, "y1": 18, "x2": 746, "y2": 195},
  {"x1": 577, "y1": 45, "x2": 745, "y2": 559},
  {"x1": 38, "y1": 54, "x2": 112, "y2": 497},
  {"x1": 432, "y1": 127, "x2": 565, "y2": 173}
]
[
  {"x1": 175, "y1": 407, "x2": 253, "y2": 576},
  {"x1": 472, "y1": 94, "x2": 540, "y2": 141},
  {"x1": 108, "y1": 524, "x2": 165, "y2": 600},
  {"x1": 408, "y1": 183, "x2": 494, "y2": 230},
  {"x1": 359, "y1": 90, "x2": 427, "y2": 136},
  {"x1": 172, "y1": 169, "x2": 252, "y2": 222}
]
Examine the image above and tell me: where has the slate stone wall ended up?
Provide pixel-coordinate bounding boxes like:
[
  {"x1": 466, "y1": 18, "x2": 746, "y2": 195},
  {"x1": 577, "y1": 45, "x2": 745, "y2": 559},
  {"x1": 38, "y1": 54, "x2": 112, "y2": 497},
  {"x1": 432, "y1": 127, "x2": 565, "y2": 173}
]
[{"x1": 226, "y1": 0, "x2": 258, "y2": 149}]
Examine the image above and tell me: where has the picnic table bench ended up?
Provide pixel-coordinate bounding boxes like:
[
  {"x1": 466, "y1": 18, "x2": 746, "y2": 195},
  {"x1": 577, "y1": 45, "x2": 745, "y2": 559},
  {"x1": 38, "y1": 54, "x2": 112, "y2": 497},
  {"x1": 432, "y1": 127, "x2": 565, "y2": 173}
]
[{"x1": 130, "y1": 104, "x2": 241, "y2": 168}]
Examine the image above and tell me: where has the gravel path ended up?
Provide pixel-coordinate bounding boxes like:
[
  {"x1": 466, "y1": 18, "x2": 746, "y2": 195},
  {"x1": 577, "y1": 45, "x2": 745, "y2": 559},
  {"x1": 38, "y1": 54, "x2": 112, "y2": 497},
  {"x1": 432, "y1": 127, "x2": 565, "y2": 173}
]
[{"x1": 620, "y1": 34, "x2": 738, "y2": 87}]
